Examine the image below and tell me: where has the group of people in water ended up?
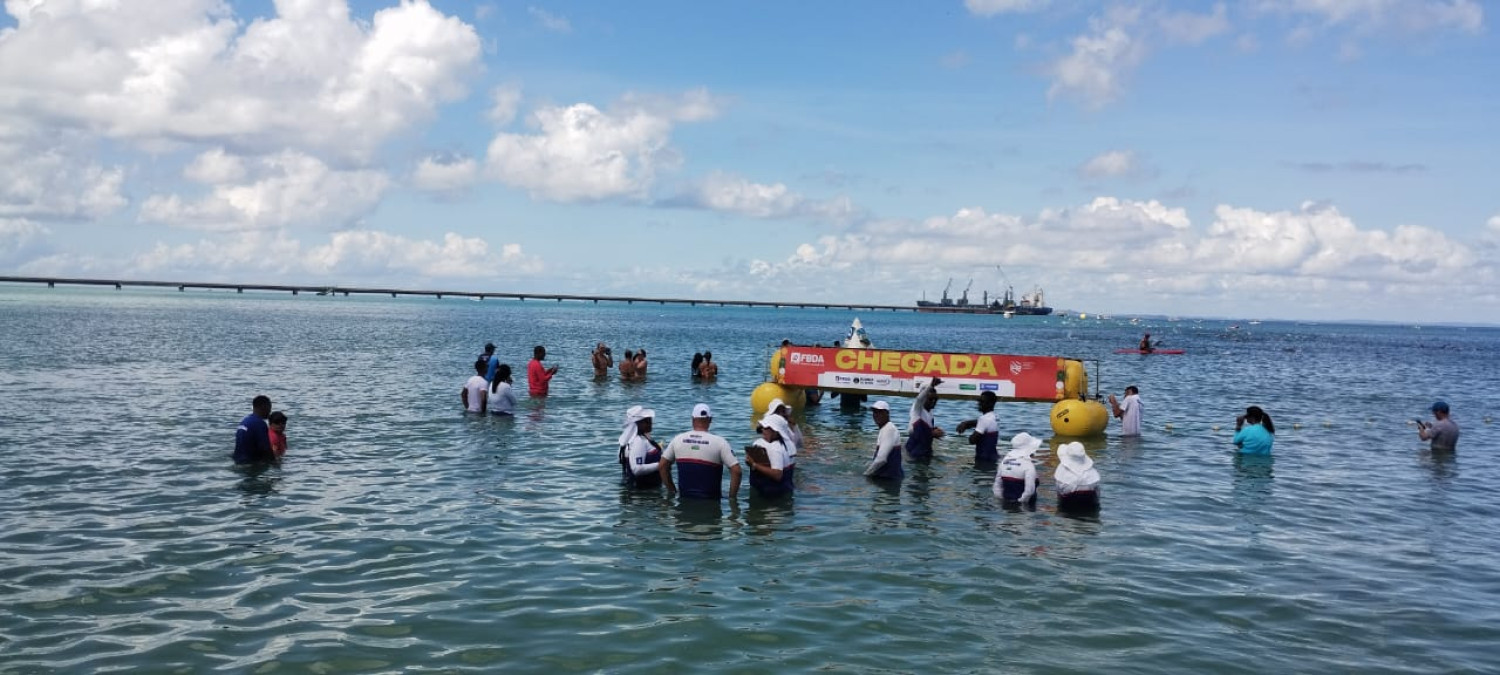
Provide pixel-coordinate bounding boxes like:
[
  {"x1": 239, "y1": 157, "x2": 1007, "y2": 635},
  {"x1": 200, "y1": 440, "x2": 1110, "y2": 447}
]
[
  {"x1": 591, "y1": 343, "x2": 662, "y2": 382},
  {"x1": 232, "y1": 395, "x2": 289, "y2": 465}
]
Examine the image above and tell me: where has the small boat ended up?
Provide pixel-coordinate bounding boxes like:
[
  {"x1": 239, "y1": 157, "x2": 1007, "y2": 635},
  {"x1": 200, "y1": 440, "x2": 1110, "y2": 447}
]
[{"x1": 1114, "y1": 349, "x2": 1185, "y2": 355}]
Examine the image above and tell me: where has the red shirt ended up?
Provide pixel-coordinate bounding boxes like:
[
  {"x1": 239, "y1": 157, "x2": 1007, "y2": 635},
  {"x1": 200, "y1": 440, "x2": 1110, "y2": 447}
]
[
  {"x1": 528, "y1": 358, "x2": 553, "y2": 396},
  {"x1": 269, "y1": 428, "x2": 287, "y2": 458}
]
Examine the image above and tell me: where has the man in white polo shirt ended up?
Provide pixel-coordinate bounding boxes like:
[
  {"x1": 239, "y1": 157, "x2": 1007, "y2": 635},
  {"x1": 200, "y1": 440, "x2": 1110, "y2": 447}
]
[{"x1": 660, "y1": 404, "x2": 742, "y2": 500}]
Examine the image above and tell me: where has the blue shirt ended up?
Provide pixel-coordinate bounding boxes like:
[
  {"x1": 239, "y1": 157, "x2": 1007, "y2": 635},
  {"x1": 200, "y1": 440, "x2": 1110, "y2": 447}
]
[
  {"x1": 1232, "y1": 423, "x2": 1274, "y2": 455},
  {"x1": 485, "y1": 355, "x2": 500, "y2": 382},
  {"x1": 234, "y1": 414, "x2": 274, "y2": 464}
]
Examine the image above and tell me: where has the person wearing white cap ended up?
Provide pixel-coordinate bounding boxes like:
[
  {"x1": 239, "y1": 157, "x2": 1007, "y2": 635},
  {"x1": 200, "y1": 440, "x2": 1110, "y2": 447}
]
[
  {"x1": 862, "y1": 400, "x2": 903, "y2": 480},
  {"x1": 659, "y1": 404, "x2": 741, "y2": 500},
  {"x1": 955, "y1": 391, "x2": 1001, "y2": 463},
  {"x1": 766, "y1": 398, "x2": 802, "y2": 459},
  {"x1": 617, "y1": 406, "x2": 663, "y2": 489},
  {"x1": 905, "y1": 377, "x2": 946, "y2": 461},
  {"x1": 1054, "y1": 442, "x2": 1101, "y2": 511},
  {"x1": 747, "y1": 414, "x2": 795, "y2": 497},
  {"x1": 993, "y1": 432, "x2": 1041, "y2": 505}
]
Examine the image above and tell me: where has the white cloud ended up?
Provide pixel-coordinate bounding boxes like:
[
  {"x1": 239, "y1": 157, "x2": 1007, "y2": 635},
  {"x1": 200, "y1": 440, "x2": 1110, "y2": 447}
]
[
  {"x1": 0, "y1": 218, "x2": 51, "y2": 265},
  {"x1": 141, "y1": 150, "x2": 391, "y2": 231},
  {"x1": 1159, "y1": 3, "x2": 1231, "y2": 44},
  {"x1": 0, "y1": 0, "x2": 483, "y2": 160},
  {"x1": 965, "y1": 0, "x2": 1049, "y2": 16},
  {"x1": 488, "y1": 84, "x2": 523, "y2": 125},
  {"x1": 527, "y1": 6, "x2": 572, "y2": 33},
  {"x1": 680, "y1": 172, "x2": 860, "y2": 223},
  {"x1": 1078, "y1": 150, "x2": 1145, "y2": 179},
  {"x1": 0, "y1": 141, "x2": 127, "y2": 220},
  {"x1": 1255, "y1": 0, "x2": 1484, "y2": 34},
  {"x1": 485, "y1": 90, "x2": 723, "y2": 202},
  {"x1": 183, "y1": 148, "x2": 247, "y2": 184},
  {"x1": 1047, "y1": 9, "x2": 1147, "y2": 108},
  {"x1": 412, "y1": 155, "x2": 480, "y2": 194}
]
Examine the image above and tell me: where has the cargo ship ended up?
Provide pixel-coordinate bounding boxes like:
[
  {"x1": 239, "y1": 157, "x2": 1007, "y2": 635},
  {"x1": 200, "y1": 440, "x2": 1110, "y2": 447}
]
[{"x1": 916, "y1": 277, "x2": 1053, "y2": 316}]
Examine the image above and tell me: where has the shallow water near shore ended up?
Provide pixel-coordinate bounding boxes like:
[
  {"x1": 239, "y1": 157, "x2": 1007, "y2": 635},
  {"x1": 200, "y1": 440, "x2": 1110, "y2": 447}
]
[{"x1": 2, "y1": 286, "x2": 1498, "y2": 673}]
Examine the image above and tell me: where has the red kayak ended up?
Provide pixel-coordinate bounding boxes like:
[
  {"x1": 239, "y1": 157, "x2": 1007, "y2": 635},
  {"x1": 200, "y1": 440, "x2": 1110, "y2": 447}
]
[{"x1": 1114, "y1": 349, "x2": 1184, "y2": 354}]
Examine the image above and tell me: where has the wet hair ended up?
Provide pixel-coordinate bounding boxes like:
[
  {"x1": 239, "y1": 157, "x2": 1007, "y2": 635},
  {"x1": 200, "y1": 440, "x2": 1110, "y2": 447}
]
[
  {"x1": 1245, "y1": 406, "x2": 1274, "y2": 434},
  {"x1": 702, "y1": 351, "x2": 712, "y2": 361},
  {"x1": 474, "y1": 358, "x2": 487, "y2": 374},
  {"x1": 1125, "y1": 385, "x2": 1139, "y2": 395},
  {"x1": 978, "y1": 391, "x2": 997, "y2": 412},
  {"x1": 692, "y1": 352, "x2": 703, "y2": 367},
  {"x1": 252, "y1": 395, "x2": 272, "y2": 412},
  {"x1": 781, "y1": 339, "x2": 791, "y2": 347},
  {"x1": 268, "y1": 411, "x2": 287, "y2": 425},
  {"x1": 533, "y1": 345, "x2": 545, "y2": 358},
  {"x1": 623, "y1": 350, "x2": 634, "y2": 360},
  {"x1": 491, "y1": 364, "x2": 512, "y2": 391}
]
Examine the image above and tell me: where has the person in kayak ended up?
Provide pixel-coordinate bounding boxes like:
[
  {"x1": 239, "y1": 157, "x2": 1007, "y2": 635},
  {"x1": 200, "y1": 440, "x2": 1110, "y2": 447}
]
[{"x1": 1139, "y1": 333, "x2": 1153, "y2": 354}]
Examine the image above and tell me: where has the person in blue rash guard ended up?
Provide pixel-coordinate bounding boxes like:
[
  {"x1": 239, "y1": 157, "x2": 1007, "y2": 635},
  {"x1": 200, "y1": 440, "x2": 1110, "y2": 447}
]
[
  {"x1": 233, "y1": 395, "x2": 276, "y2": 465},
  {"x1": 1232, "y1": 406, "x2": 1275, "y2": 455},
  {"x1": 618, "y1": 406, "x2": 663, "y2": 489},
  {"x1": 747, "y1": 414, "x2": 795, "y2": 497},
  {"x1": 904, "y1": 377, "x2": 945, "y2": 461},
  {"x1": 659, "y1": 404, "x2": 741, "y2": 500},
  {"x1": 955, "y1": 391, "x2": 1001, "y2": 463}
]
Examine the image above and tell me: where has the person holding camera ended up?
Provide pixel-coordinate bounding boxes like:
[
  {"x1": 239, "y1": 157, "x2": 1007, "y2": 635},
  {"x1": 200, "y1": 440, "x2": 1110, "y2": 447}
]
[
  {"x1": 592, "y1": 342, "x2": 613, "y2": 379},
  {"x1": 1417, "y1": 401, "x2": 1460, "y2": 451},
  {"x1": 1232, "y1": 406, "x2": 1275, "y2": 455}
]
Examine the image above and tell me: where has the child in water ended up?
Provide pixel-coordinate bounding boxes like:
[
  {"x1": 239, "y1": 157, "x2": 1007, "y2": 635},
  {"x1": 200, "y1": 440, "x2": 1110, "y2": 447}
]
[{"x1": 268, "y1": 411, "x2": 288, "y2": 458}]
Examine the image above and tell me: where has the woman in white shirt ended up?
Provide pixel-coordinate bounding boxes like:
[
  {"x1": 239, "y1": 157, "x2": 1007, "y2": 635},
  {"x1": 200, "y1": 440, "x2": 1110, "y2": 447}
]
[
  {"x1": 1054, "y1": 441, "x2": 1101, "y2": 513},
  {"x1": 618, "y1": 407, "x2": 663, "y2": 489},
  {"x1": 488, "y1": 364, "x2": 518, "y2": 416}
]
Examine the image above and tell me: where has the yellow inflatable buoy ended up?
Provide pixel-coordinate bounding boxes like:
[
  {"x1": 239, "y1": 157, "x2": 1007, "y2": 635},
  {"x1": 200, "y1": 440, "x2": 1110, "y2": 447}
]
[
  {"x1": 1060, "y1": 360, "x2": 1088, "y2": 400},
  {"x1": 1050, "y1": 399, "x2": 1108, "y2": 437},
  {"x1": 751, "y1": 382, "x2": 801, "y2": 417},
  {"x1": 768, "y1": 347, "x2": 786, "y2": 383}
]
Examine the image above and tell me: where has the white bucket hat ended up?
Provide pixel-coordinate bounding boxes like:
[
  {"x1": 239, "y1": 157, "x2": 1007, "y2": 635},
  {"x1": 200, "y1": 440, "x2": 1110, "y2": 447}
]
[
  {"x1": 618, "y1": 406, "x2": 654, "y2": 447},
  {"x1": 1007, "y1": 432, "x2": 1043, "y2": 458},
  {"x1": 758, "y1": 414, "x2": 790, "y2": 440},
  {"x1": 1057, "y1": 441, "x2": 1094, "y2": 473},
  {"x1": 767, "y1": 398, "x2": 788, "y2": 414}
]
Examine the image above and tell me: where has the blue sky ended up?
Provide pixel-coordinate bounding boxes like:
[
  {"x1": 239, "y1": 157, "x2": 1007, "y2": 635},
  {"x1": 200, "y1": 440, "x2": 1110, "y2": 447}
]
[{"x1": 1, "y1": 0, "x2": 1496, "y2": 321}]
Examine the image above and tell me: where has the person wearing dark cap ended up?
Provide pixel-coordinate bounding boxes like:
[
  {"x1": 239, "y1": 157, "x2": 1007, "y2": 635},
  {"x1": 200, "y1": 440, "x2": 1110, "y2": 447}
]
[
  {"x1": 1417, "y1": 401, "x2": 1459, "y2": 451},
  {"x1": 660, "y1": 404, "x2": 741, "y2": 500},
  {"x1": 862, "y1": 401, "x2": 903, "y2": 480},
  {"x1": 480, "y1": 342, "x2": 499, "y2": 382}
]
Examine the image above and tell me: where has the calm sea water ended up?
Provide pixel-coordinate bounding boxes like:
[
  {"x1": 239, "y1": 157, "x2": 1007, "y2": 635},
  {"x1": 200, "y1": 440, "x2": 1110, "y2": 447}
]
[{"x1": 1, "y1": 286, "x2": 1497, "y2": 673}]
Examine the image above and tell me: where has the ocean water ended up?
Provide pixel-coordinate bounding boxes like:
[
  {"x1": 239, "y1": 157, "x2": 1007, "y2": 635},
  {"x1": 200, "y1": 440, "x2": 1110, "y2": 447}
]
[{"x1": 1, "y1": 285, "x2": 1497, "y2": 673}]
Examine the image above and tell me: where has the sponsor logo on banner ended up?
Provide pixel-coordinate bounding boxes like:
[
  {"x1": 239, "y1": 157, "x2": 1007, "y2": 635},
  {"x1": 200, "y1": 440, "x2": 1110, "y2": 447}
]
[
  {"x1": 1010, "y1": 361, "x2": 1033, "y2": 375},
  {"x1": 959, "y1": 384, "x2": 977, "y2": 391},
  {"x1": 790, "y1": 352, "x2": 825, "y2": 366},
  {"x1": 834, "y1": 375, "x2": 853, "y2": 384},
  {"x1": 980, "y1": 383, "x2": 1000, "y2": 391}
]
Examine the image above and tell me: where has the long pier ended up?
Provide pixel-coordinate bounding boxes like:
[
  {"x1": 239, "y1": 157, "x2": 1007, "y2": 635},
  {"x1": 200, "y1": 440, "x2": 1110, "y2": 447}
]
[{"x1": 0, "y1": 275, "x2": 948, "y2": 312}]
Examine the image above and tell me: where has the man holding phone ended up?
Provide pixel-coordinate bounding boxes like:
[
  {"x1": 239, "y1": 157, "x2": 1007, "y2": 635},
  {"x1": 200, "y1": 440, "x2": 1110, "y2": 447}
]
[{"x1": 1417, "y1": 401, "x2": 1460, "y2": 451}]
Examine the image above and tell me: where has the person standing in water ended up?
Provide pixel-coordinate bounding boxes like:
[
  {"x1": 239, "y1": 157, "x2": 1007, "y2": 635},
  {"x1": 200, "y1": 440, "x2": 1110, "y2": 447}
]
[
  {"x1": 592, "y1": 343, "x2": 614, "y2": 380},
  {"x1": 527, "y1": 345, "x2": 558, "y2": 397},
  {"x1": 618, "y1": 406, "x2": 663, "y2": 489},
  {"x1": 461, "y1": 360, "x2": 488, "y2": 413},
  {"x1": 747, "y1": 414, "x2": 795, "y2": 497},
  {"x1": 955, "y1": 391, "x2": 1001, "y2": 463},
  {"x1": 488, "y1": 364, "x2": 518, "y2": 416},
  {"x1": 619, "y1": 350, "x2": 637, "y2": 381},
  {"x1": 1417, "y1": 400, "x2": 1459, "y2": 451},
  {"x1": 698, "y1": 351, "x2": 718, "y2": 380},
  {"x1": 1108, "y1": 386, "x2": 1143, "y2": 437},
  {"x1": 862, "y1": 401, "x2": 903, "y2": 481},
  {"x1": 659, "y1": 404, "x2": 741, "y2": 500},
  {"x1": 234, "y1": 395, "x2": 276, "y2": 465},
  {"x1": 1232, "y1": 406, "x2": 1275, "y2": 455},
  {"x1": 905, "y1": 377, "x2": 945, "y2": 460},
  {"x1": 994, "y1": 432, "x2": 1041, "y2": 506},
  {"x1": 1054, "y1": 442, "x2": 1101, "y2": 512}
]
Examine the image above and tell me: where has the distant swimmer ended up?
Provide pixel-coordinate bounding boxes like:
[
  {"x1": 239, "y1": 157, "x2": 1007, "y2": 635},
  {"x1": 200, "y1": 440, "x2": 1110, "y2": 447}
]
[
  {"x1": 1139, "y1": 333, "x2": 1154, "y2": 354},
  {"x1": 592, "y1": 343, "x2": 614, "y2": 379},
  {"x1": 1054, "y1": 442, "x2": 1101, "y2": 513},
  {"x1": 527, "y1": 345, "x2": 558, "y2": 397},
  {"x1": 905, "y1": 377, "x2": 945, "y2": 461},
  {"x1": 620, "y1": 350, "x2": 638, "y2": 381},
  {"x1": 1417, "y1": 400, "x2": 1459, "y2": 451},
  {"x1": 660, "y1": 404, "x2": 741, "y2": 500},
  {"x1": 462, "y1": 359, "x2": 488, "y2": 413},
  {"x1": 862, "y1": 401, "x2": 903, "y2": 481},
  {"x1": 691, "y1": 352, "x2": 704, "y2": 379},
  {"x1": 268, "y1": 411, "x2": 288, "y2": 459},
  {"x1": 747, "y1": 414, "x2": 795, "y2": 497},
  {"x1": 488, "y1": 364, "x2": 518, "y2": 416},
  {"x1": 994, "y1": 432, "x2": 1041, "y2": 506},
  {"x1": 233, "y1": 395, "x2": 276, "y2": 465},
  {"x1": 1108, "y1": 386, "x2": 1143, "y2": 437},
  {"x1": 1232, "y1": 406, "x2": 1275, "y2": 455},
  {"x1": 634, "y1": 349, "x2": 649, "y2": 378},
  {"x1": 955, "y1": 391, "x2": 1001, "y2": 463},
  {"x1": 618, "y1": 406, "x2": 663, "y2": 489},
  {"x1": 698, "y1": 351, "x2": 718, "y2": 380}
]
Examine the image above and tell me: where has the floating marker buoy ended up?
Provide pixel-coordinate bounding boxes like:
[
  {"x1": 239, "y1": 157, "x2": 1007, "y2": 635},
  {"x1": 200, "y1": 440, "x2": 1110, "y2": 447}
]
[
  {"x1": 1292, "y1": 423, "x2": 1303, "y2": 430},
  {"x1": 1049, "y1": 399, "x2": 1108, "y2": 437},
  {"x1": 1406, "y1": 420, "x2": 1416, "y2": 426},
  {"x1": 750, "y1": 382, "x2": 800, "y2": 419},
  {"x1": 1164, "y1": 423, "x2": 1174, "y2": 432},
  {"x1": 1484, "y1": 416, "x2": 1493, "y2": 424},
  {"x1": 1212, "y1": 425, "x2": 1220, "y2": 431},
  {"x1": 1322, "y1": 420, "x2": 1332, "y2": 428}
]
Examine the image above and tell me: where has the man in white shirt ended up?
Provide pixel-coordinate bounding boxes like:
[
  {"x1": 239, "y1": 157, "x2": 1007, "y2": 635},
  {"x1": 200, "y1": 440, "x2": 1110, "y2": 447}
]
[
  {"x1": 660, "y1": 404, "x2": 741, "y2": 500},
  {"x1": 906, "y1": 377, "x2": 945, "y2": 460},
  {"x1": 955, "y1": 391, "x2": 1001, "y2": 463},
  {"x1": 863, "y1": 401, "x2": 903, "y2": 480},
  {"x1": 1109, "y1": 386, "x2": 1143, "y2": 437},
  {"x1": 461, "y1": 360, "x2": 487, "y2": 413}
]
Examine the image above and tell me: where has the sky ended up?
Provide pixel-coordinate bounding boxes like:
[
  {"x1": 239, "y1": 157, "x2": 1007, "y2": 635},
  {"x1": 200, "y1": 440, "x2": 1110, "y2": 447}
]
[{"x1": 1, "y1": 0, "x2": 1497, "y2": 322}]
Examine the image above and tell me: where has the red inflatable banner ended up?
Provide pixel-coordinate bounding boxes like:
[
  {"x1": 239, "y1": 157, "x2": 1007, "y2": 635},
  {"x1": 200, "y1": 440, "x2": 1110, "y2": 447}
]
[{"x1": 776, "y1": 346, "x2": 1069, "y2": 402}]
